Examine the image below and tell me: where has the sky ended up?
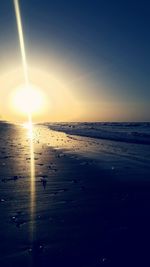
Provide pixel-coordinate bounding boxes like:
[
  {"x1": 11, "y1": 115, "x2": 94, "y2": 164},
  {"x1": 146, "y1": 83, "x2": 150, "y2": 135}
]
[{"x1": 0, "y1": 0, "x2": 150, "y2": 122}]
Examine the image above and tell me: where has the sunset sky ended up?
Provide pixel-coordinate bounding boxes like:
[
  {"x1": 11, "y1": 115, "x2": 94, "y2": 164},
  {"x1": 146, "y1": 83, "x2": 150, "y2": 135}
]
[{"x1": 0, "y1": 0, "x2": 150, "y2": 122}]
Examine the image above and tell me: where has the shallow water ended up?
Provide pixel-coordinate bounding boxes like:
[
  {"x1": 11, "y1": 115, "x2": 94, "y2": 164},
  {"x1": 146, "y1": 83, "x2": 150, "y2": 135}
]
[
  {"x1": 45, "y1": 122, "x2": 150, "y2": 144},
  {"x1": 35, "y1": 125, "x2": 150, "y2": 180}
]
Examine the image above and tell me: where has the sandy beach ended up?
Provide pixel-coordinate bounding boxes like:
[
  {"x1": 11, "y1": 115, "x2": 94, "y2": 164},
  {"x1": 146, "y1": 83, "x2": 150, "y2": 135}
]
[{"x1": 0, "y1": 122, "x2": 150, "y2": 267}]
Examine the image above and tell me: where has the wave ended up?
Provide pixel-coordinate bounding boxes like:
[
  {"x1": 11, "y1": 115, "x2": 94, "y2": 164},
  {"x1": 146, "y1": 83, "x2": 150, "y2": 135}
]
[{"x1": 44, "y1": 122, "x2": 150, "y2": 145}]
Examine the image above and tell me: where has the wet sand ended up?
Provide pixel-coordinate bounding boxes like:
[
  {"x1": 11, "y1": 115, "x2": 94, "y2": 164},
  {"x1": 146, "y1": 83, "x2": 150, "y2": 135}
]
[{"x1": 0, "y1": 122, "x2": 150, "y2": 266}]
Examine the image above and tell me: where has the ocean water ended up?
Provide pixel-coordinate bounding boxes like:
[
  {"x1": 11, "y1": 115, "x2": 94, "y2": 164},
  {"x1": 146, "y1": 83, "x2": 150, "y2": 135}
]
[
  {"x1": 37, "y1": 122, "x2": 150, "y2": 180},
  {"x1": 45, "y1": 122, "x2": 150, "y2": 145}
]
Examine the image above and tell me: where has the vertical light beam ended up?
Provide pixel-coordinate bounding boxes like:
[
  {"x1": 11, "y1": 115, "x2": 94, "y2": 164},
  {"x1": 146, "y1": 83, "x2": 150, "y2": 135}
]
[
  {"x1": 13, "y1": 0, "x2": 35, "y2": 241},
  {"x1": 13, "y1": 0, "x2": 29, "y2": 85}
]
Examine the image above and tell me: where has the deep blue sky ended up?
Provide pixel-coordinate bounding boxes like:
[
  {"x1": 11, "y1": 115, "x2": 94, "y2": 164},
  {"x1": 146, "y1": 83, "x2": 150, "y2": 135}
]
[{"x1": 0, "y1": 0, "x2": 150, "y2": 121}]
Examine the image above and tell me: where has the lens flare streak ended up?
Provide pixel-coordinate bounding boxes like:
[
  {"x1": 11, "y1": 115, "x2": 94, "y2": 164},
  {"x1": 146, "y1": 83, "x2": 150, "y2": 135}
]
[
  {"x1": 28, "y1": 116, "x2": 35, "y2": 240},
  {"x1": 13, "y1": 0, "x2": 29, "y2": 85},
  {"x1": 13, "y1": 0, "x2": 35, "y2": 240}
]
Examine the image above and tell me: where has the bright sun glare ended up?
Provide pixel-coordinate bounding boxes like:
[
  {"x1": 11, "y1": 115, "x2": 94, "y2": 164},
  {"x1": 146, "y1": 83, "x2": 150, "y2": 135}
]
[{"x1": 12, "y1": 84, "x2": 45, "y2": 115}]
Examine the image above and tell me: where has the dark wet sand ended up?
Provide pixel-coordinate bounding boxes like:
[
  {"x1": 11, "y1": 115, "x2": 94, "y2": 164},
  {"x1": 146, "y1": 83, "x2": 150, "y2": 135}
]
[{"x1": 0, "y1": 122, "x2": 150, "y2": 267}]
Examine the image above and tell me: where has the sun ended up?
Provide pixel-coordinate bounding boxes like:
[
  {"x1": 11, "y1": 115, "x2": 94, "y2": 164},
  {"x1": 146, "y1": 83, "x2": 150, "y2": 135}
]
[{"x1": 12, "y1": 83, "x2": 45, "y2": 115}]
